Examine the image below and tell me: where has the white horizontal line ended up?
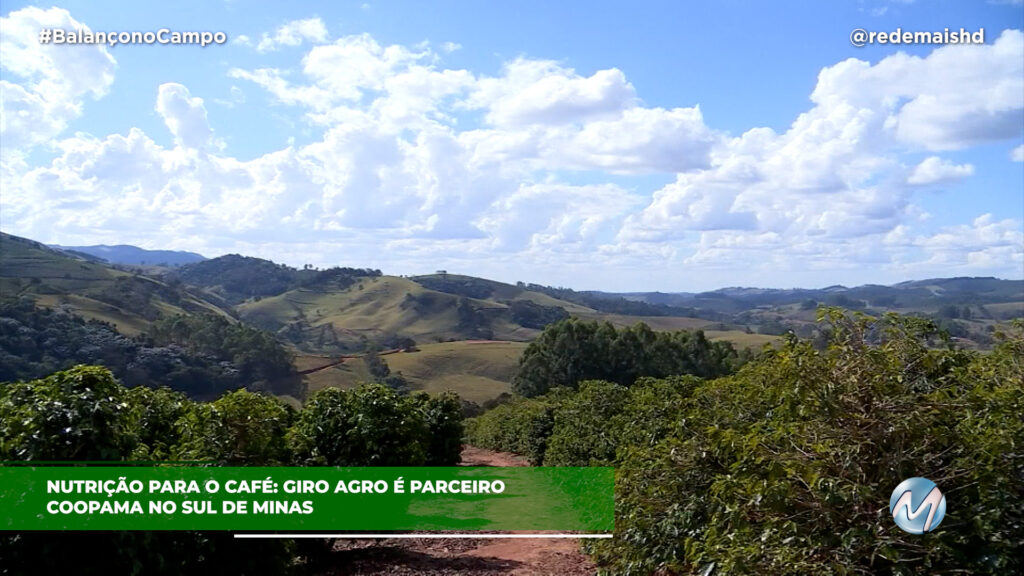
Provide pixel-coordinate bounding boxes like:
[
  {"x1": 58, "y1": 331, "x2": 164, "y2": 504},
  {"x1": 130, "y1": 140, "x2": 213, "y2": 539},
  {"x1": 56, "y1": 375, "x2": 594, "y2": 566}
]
[{"x1": 233, "y1": 533, "x2": 613, "y2": 539}]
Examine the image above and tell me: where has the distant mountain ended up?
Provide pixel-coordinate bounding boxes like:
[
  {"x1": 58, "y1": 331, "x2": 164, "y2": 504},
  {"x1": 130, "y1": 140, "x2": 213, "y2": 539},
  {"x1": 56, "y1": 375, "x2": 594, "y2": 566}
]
[
  {"x1": 54, "y1": 244, "x2": 206, "y2": 266},
  {"x1": 602, "y1": 277, "x2": 1023, "y2": 311}
]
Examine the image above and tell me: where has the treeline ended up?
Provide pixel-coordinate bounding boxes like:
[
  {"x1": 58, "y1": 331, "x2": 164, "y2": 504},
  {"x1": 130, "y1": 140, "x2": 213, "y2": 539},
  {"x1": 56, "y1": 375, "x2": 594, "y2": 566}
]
[
  {"x1": 0, "y1": 301, "x2": 296, "y2": 400},
  {"x1": 467, "y1": 311, "x2": 1024, "y2": 575},
  {"x1": 0, "y1": 366, "x2": 463, "y2": 575},
  {"x1": 512, "y1": 318, "x2": 748, "y2": 396}
]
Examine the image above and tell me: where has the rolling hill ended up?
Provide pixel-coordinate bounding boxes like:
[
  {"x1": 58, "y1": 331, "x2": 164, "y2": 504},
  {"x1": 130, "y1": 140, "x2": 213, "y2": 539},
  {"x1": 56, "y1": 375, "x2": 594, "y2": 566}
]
[
  {"x1": 5, "y1": 230, "x2": 1019, "y2": 404},
  {"x1": 0, "y1": 233, "x2": 229, "y2": 335},
  {"x1": 297, "y1": 340, "x2": 527, "y2": 404},
  {"x1": 237, "y1": 274, "x2": 583, "y2": 353}
]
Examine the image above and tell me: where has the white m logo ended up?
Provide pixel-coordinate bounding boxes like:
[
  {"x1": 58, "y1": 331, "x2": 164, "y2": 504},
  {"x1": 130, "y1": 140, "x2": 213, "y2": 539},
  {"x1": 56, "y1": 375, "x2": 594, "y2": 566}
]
[{"x1": 891, "y1": 486, "x2": 943, "y2": 532}]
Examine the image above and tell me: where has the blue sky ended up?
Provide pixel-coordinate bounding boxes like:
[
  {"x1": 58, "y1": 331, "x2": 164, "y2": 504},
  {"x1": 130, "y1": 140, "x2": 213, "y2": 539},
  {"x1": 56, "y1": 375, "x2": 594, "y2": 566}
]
[{"x1": 1, "y1": 1, "x2": 1022, "y2": 291}]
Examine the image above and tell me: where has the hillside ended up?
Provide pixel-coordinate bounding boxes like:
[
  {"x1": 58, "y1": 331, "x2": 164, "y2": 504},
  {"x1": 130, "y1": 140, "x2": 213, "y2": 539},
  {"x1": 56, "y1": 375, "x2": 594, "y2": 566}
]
[
  {"x1": 239, "y1": 275, "x2": 549, "y2": 353},
  {"x1": 298, "y1": 340, "x2": 526, "y2": 404},
  {"x1": 0, "y1": 233, "x2": 229, "y2": 335}
]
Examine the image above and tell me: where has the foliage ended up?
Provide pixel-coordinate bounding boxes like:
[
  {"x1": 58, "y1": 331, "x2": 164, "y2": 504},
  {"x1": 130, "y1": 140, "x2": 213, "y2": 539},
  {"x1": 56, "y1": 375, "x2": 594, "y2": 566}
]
[
  {"x1": 148, "y1": 313, "x2": 294, "y2": 384},
  {"x1": 289, "y1": 383, "x2": 465, "y2": 467},
  {"x1": 0, "y1": 365, "x2": 131, "y2": 461},
  {"x1": 0, "y1": 366, "x2": 295, "y2": 576},
  {"x1": 0, "y1": 364, "x2": 466, "y2": 574},
  {"x1": 542, "y1": 380, "x2": 630, "y2": 466},
  {"x1": 0, "y1": 300, "x2": 296, "y2": 400},
  {"x1": 512, "y1": 318, "x2": 743, "y2": 396},
  {"x1": 508, "y1": 299, "x2": 570, "y2": 329},
  {"x1": 468, "y1": 310, "x2": 1023, "y2": 575},
  {"x1": 363, "y1": 346, "x2": 392, "y2": 380},
  {"x1": 414, "y1": 275, "x2": 495, "y2": 299},
  {"x1": 456, "y1": 297, "x2": 494, "y2": 340},
  {"x1": 177, "y1": 389, "x2": 294, "y2": 465},
  {"x1": 464, "y1": 388, "x2": 574, "y2": 465},
  {"x1": 414, "y1": 391, "x2": 465, "y2": 466},
  {"x1": 124, "y1": 385, "x2": 195, "y2": 460}
]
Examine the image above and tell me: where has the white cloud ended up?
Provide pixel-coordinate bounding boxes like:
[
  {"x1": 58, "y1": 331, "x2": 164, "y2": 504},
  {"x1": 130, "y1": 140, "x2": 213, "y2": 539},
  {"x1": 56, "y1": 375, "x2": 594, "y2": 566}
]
[
  {"x1": 906, "y1": 156, "x2": 974, "y2": 185},
  {"x1": 615, "y1": 31, "x2": 1022, "y2": 281},
  {"x1": 155, "y1": 84, "x2": 216, "y2": 150},
  {"x1": 0, "y1": 7, "x2": 116, "y2": 149},
  {"x1": 476, "y1": 182, "x2": 643, "y2": 250},
  {"x1": 255, "y1": 17, "x2": 328, "y2": 53},
  {"x1": 885, "y1": 214, "x2": 1024, "y2": 273},
  {"x1": 2, "y1": 20, "x2": 1021, "y2": 288},
  {"x1": 301, "y1": 34, "x2": 430, "y2": 100},
  {"x1": 811, "y1": 30, "x2": 1024, "y2": 150},
  {"x1": 1012, "y1": 144, "x2": 1024, "y2": 162},
  {"x1": 465, "y1": 58, "x2": 636, "y2": 127},
  {"x1": 552, "y1": 106, "x2": 715, "y2": 173}
]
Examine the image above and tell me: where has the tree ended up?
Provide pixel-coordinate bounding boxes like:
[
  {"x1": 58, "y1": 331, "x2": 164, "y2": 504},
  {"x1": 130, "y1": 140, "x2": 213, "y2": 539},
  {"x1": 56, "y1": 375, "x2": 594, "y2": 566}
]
[
  {"x1": 512, "y1": 318, "x2": 741, "y2": 396},
  {"x1": 363, "y1": 346, "x2": 391, "y2": 380}
]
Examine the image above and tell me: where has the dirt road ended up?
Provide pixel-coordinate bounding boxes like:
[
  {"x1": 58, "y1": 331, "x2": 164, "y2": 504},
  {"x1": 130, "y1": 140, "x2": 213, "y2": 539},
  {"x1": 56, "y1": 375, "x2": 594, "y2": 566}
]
[{"x1": 315, "y1": 446, "x2": 597, "y2": 575}]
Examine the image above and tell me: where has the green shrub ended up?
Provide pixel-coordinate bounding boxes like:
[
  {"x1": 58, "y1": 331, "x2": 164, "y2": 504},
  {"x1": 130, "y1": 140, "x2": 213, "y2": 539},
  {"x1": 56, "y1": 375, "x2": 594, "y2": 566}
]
[
  {"x1": 0, "y1": 364, "x2": 132, "y2": 461},
  {"x1": 177, "y1": 389, "x2": 295, "y2": 465},
  {"x1": 464, "y1": 388, "x2": 574, "y2": 463},
  {"x1": 543, "y1": 380, "x2": 629, "y2": 466},
  {"x1": 289, "y1": 383, "x2": 431, "y2": 466},
  {"x1": 465, "y1": 312, "x2": 1023, "y2": 575},
  {"x1": 415, "y1": 391, "x2": 464, "y2": 465},
  {"x1": 0, "y1": 366, "x2": 296, "y2": 575}
]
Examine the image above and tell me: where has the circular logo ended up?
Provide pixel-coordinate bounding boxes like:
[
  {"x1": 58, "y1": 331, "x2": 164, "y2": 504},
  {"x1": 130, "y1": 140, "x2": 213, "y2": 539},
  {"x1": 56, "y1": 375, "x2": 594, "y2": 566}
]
[{"x1": 889, "y1": 477, "x2": 946, "y2": 534}]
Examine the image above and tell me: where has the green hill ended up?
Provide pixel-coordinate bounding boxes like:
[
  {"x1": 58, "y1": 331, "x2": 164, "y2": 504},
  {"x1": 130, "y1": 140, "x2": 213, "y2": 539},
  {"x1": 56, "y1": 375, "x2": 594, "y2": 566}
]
[
  {"x1": 238, "y1": 275, "x2": 548, "y2": 353},
  {"x1": 298, "y1": 340, "x2": 526, "y2": 404},
  {"x1": 169, "y1": 255, "x2": 381, "y2": 306},
  {"x1": 0, "y1": 233, "x2": 229, "y2": 335}
]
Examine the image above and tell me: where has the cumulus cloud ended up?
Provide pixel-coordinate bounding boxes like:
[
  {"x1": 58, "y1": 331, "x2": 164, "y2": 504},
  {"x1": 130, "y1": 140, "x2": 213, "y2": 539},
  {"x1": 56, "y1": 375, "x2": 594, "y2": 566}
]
[
  {"x1": 620, "y1": 30, "x2": 1022, "y2": 276},
  {"x1": 254, "y1": 17, "x2": 328, "y2": 52},
  {"x1": 906, "y1": 156, "x2": 974, "y2": 185},
  {"x1": 811, "y1": 30, "x2": 1023, "y2": 150},
  {"x1": 155, "y1": 84, "x2": 216, "y2": 150},
  {"x1": 465, "y1": 59, "x2": 636, "y2": 127},
  {"x1": 0, "y1": 7, "x2": 116, "y2": 149},
  {"x1": 1, "y1": 14, "x2": 1020, "y2": 288}
]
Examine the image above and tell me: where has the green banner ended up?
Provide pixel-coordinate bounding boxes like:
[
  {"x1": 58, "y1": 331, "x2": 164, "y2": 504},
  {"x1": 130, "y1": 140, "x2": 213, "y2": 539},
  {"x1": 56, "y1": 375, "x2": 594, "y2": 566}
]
[{"x1": 0, "y1": 466, "x2": 614, "y2": 532}]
